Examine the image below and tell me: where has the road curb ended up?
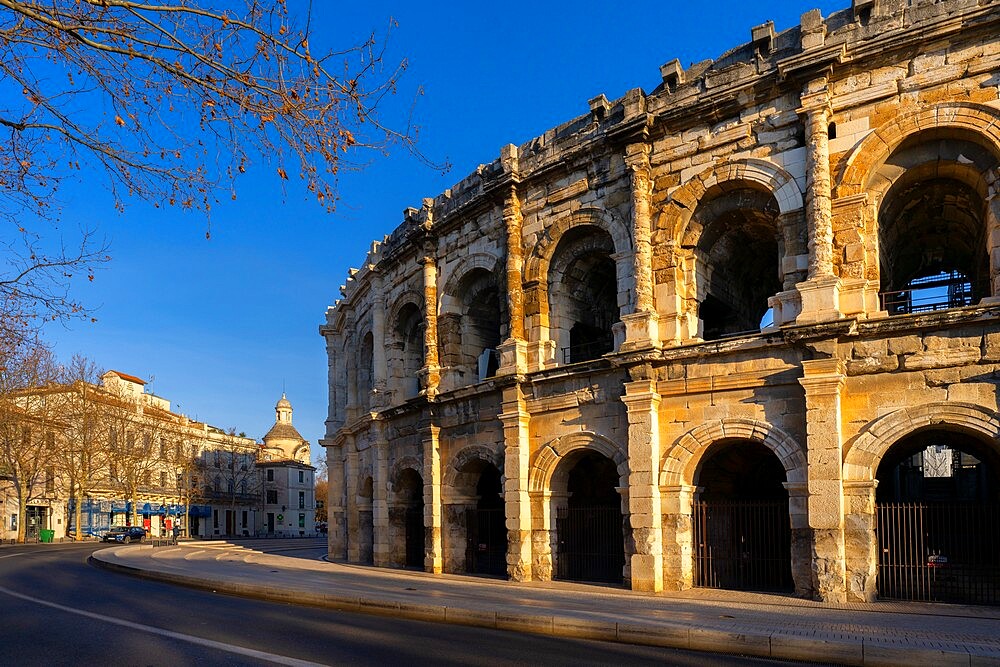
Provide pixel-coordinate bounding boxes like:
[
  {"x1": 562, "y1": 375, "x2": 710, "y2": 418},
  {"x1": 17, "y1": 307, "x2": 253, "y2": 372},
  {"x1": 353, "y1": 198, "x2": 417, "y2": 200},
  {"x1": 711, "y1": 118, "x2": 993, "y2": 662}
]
[{"x1": 88, "y1": 552, "x2": 986, "y2": 666}]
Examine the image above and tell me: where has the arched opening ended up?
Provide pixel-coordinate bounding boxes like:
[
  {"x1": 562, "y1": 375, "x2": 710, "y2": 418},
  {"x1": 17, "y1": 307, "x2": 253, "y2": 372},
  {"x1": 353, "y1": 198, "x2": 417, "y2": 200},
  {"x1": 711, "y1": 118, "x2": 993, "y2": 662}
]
[
  {"x1": 389, "y1": 468, "x2": 424, "y2": 569},
  {"x1": 357, "y1": 476, "x2": 374, "y2": 565},
  {"x1": 391, "y1": 303, "x2": 424, "y2": 400},
  {"x1": 693, "y1": 440, "x2": 792, "y2": 592},
  {"x1": 875, "y1": 132, "x2": 996, "y2": 314},
  {"x1": 548, "y1": 227, "x2": 619, "y2": 364},
  {"x1": 443, "y1": 455, "x2": 506, "y2": 576},
  {"x1": 465, "y1": 464, "x2": 506, "y2": 576},
  {"x1": 358, "y1": 332, "x2": 374, "y2": 411},
  {"x1": 875, "y1": 428, "x2": 1000, "y2": 604},
  {"x1": 690, "y1": 185, "x2": 781, "y2": 340},
  {"x1": 441, "y1": 268, "x2": 504, "y2": 387},
  {"x1": 553, "y1": 451, "x2": 625, "y2": 584}
]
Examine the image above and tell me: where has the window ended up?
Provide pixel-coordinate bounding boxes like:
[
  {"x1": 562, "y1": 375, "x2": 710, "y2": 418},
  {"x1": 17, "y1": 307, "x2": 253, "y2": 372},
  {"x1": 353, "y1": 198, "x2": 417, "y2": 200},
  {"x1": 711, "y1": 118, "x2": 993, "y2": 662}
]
[
  {"x1": 214, "y1": 450, "x2": 221, "y2": 468},
  {"x1": 191, "y1": 475, "x2": 198, "y2": 489},
  {"x1": 160, "y1": 471, "x2": 168, "y2": 488},
  {"x1": 298, "y1": 491, "x2": 305, "y2": 509},
  {"x1": 298, "y1": 513, "x2": 305, "y2": 528},
  {"x1": 110, "y1": 463, "x2": 117, "y2": 481},
  {"x1": 213, "y1": 510, "x2": 219, "y2": 529},
  {"x1": 213, "y1": 476, "x2": 221, "y2": 492},
  {"x1": 241, "y1": 510, "x2": 248, "y2": 527},
  {"x1": 298, "y1": 470, "x2": 304, "y2": 484},
  {"x1": 160, "y1": 438, "x2": 168, "y2": 459},
  {"x1": 239, "y1": 481, "x2": 247, "y2": 495},
  {"x1": 176, "y1": 473, "x2": 183, "y2": 489},
  {"x1": 266, "y1": 490, "x2": 278, "y2": 504},
  {"x1": 175, "y1": 441, "x2": 183, "y2": 461},
  {"x1": 45, "y1": 467, "x2": 54, "y2": 494},
  {"x1": 266, "y1": 469, "x2": 274, "y2": 482},
  {"x1": 142, "y1": 471, "x2": 151, "y2": 487},
  {"x1": 227, "y1": 479, "x2": 234, "y2": 494}
]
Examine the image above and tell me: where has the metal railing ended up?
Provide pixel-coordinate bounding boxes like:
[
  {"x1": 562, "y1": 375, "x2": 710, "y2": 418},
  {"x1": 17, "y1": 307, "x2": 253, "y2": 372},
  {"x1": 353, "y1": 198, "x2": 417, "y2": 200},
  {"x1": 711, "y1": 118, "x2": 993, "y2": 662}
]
[
  {"x1": 877, "y1": 502, "x2": 1000, "y2": 604},
  {"x1": 694, "y1": 500, "x2": 793, "y2": 592},
  {"x1": 879, "y1": 273, "x2": 984, "y2": 315},
  {"x1": 561, "y1": 339, "x2": 613, "y2": 365}
]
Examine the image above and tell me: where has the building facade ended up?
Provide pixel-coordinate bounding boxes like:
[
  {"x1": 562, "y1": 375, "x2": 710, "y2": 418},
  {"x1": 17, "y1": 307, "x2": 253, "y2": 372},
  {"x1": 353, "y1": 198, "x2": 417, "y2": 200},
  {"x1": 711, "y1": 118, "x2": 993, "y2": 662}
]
[{"x1": 321, "y1": 0, "x2": 1000, "y2": 604}]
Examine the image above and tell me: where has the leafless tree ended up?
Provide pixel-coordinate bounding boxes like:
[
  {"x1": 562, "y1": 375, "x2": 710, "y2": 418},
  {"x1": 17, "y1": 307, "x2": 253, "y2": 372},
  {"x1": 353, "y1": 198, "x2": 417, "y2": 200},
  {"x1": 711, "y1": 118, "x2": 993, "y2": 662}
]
[{"x1": 0, "y1": 335, "x2": 62, "y2": 542}]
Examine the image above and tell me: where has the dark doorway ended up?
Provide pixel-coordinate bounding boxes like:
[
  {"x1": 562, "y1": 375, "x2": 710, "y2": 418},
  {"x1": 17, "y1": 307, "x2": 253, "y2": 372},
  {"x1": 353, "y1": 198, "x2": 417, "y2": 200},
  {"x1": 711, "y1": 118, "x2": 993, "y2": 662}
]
[
  {"x1": 396, "y1": 468, "x2": 425, "y2": 569},
  {"x1": 26, "y1": 506, "x2": 47, "y2": 541},
  {"x1": 876, "y1": 429, "x2": 1000, "y2": 604},
  {"x1": 556, "y1": 452, "x2": 624, "y2": 584},
  {"x1": 465, "y1": 464, "x2": 507, "y2": 576},
  {"x1": 359, "y1": 476, "x2": 375, "y2": 565},
  {"x1": 693, "y1": 440, "x2": 792, "y2": 592}
]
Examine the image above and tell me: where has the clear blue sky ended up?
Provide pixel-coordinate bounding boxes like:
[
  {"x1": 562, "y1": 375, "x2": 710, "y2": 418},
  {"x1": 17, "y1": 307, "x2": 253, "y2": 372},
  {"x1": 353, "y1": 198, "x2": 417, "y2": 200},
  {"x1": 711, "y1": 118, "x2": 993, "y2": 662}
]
[{"x1": 44, "y1": 0, "x2": 847, "y2": 460}]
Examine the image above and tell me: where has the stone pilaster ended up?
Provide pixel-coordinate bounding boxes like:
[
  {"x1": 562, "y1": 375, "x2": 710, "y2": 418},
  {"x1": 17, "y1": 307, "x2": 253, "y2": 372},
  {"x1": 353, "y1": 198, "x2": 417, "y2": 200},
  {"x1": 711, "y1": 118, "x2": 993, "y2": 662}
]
[
  {"x1": 501, "y1": 382, "x2": 532, "y2": 581},
  {"x1": 324, "y1": 440, "x2": 347, "y2": 559},
  {"x1": 799, "y1": 358, "x2": 847, "y2": 602},
  {"x1": 622, "y1": 371, "x2": 663, "y2": 591},
  {"x1": 345, "y1": 443, "x2": 360, "y2": 562},
  {"x1": 421, "y1": 420, "x2": 443, "y2": 573},
  {"x1": 371, "y1": 274, "x2": 388, "y2": 407},
  {"x1": 621, "y1": 143, "x2": 659, "y2": 352},
  {"x1": 419, "y1": 248, "x2": 441, "y2": 399},
  {"x1": 498, "y1": 177, "x2": 528, "y2": 375},
  {"x1": 843, "y1": 480, "x2": 879, "y2": 602},
  {"x1": 661, "y1": 484, "x2": 696, "y2": 590},
  {"x1": 796, "y1": 77, "x2": 842, "y2": 325},
  {"x1": 371, "y1": 419, "x2": 390, "y2": 567}
]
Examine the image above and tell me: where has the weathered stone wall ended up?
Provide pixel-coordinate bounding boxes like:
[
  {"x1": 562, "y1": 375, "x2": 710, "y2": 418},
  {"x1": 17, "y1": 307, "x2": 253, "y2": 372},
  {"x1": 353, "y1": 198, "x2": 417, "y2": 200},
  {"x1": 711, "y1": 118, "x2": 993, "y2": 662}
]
[{"x1": 321, "y1": 0, "x2": 1000, "y2": 602}]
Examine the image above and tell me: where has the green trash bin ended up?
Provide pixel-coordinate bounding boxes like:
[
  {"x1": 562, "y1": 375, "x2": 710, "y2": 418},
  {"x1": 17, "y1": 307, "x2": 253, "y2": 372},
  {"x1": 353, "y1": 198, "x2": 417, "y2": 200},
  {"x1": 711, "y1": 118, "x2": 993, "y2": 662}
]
[{"x1": 39, "y1": 529, "x2": 54, "y2": 543}]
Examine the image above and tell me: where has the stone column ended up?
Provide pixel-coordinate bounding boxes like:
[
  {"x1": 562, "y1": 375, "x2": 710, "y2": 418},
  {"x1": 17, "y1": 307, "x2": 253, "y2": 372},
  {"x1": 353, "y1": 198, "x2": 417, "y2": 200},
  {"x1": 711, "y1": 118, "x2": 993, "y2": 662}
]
[
  {"x1": 371, "y1": 418, "x2": 390, "y2": 567},
  {"x1": 796, "y1": 76, "x2": 842, "y2": 324},
  {"x1": 344, "y1": 330, "x2": 359, "y2": 424},
  {"x1": 345, "y1": 443, "x2": 360, "y2": 562},
  {"x1": 843, "y1": 480, "x2": 879, "y2": 602},
  {"x1": 419, "y1": 249, "x2": 441, "y2": 399},
  {"x1": 622, "y1": 370, "x2": 663, "y2": 592},
  {"x1": 498, "y1": 180, "x2": 528, "y2": 375},
  {"x1": 325, "y1": 440, "x2": 347, "y2": 559},
  {"x1": 501, "y1": 383, "x2": 532, "y2": 581},
  {"x1": 798, "y1": 358, "x2": 847, "y2": 602},
  {"x1": 621, "y1": 143, "x2": 660, "y2": 352},
  {"x1": 661, "y1": 484, "x2": 697, "y2": 590},
  {"x1": 371, "y1": 274, "x2": 388, "y2": 407},
  {"x1": 421, "y1": 419, "x2": 443, "y2": 573}
]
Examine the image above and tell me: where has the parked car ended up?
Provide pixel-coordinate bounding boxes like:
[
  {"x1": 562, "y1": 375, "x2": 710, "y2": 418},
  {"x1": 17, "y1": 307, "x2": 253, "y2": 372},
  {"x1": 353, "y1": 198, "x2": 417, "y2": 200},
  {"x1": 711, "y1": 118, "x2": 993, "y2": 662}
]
[{"x1": 102, "y1": 526, "x2": 146, "y2": 544}]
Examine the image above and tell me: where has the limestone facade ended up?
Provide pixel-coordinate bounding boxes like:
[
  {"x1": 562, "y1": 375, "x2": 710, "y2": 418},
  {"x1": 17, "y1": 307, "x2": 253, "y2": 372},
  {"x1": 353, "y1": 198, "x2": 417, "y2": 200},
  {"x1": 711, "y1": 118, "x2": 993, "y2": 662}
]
[{"x1": 321, "y1": 0, "x2": 1000, "y2": 603}]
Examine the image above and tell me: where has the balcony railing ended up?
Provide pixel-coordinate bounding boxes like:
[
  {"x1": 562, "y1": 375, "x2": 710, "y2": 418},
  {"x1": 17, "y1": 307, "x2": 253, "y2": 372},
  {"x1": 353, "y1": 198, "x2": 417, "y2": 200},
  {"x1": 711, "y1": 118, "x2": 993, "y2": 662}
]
[{"x1": 880, "y1": 273, "x2": 984, "y2": 316}]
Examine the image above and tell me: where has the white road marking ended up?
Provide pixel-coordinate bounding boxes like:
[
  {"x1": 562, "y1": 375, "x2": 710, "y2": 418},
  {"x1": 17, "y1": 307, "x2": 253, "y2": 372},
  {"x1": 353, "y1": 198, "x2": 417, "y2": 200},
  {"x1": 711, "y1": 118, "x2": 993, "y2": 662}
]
[{"x1": 0, "y1": 584, "x2": 328, "y2": 667}]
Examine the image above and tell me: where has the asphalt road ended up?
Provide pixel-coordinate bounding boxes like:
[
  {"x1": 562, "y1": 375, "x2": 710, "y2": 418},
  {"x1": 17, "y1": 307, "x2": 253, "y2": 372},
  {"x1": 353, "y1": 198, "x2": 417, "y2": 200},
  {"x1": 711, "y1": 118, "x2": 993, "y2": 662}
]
[{"x1": 0, "y1": 542, "x2": 814, "y2": 666}]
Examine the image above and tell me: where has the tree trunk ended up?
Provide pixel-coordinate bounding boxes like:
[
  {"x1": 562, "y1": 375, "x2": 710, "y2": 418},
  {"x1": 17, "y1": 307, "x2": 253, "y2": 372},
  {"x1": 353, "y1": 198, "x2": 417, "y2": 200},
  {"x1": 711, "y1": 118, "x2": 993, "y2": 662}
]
[{"x1": 16, "y1": 485, "x2": 27, "y2": 543}]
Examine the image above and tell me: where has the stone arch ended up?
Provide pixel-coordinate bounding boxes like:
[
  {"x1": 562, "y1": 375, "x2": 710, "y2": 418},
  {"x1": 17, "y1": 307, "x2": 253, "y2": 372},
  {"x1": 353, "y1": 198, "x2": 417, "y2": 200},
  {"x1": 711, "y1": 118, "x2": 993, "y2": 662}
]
[
  {"x1": 660, "y1": 418, "x2": 806, "y2": 486},
  {"x1": 442, "y1": 444, "x2": 504, "y2": 488},
  {"x1": 441, "y1": 253, "x2": 503, "y2": 304},
  {"x1": 837, "y1": 102, "x2": 1000, "y2": 198},
  {"x1": 529, "y1": 431, "x2": 628, "y2": 493},
  {"x1": 843, "y1": 402, "x2": 1000, "y2": 482},
  {"x1": 523, "y1": 207, "x2": 632, "y2": 285},
  {"x1": 660, "y1": 158, "x2": 804, "y2": 243},
  {"x1": 389, "y1": 456, "x2": 424, "y2": 492},
  {"x1": 387, "y1": 290, "x2": 424, "y2": 329}
]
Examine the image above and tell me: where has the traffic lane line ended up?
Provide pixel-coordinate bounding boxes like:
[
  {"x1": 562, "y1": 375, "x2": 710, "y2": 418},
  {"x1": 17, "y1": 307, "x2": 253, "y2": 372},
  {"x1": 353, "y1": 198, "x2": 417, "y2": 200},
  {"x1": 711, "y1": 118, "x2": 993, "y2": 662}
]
[{"x1": 0, "y1": 584, "x2": 327, "y2": 667}]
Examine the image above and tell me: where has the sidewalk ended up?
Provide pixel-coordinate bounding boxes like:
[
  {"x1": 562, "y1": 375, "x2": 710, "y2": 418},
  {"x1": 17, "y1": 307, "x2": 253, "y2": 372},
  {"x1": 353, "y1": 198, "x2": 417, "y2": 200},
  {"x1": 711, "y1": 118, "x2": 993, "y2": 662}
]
[{"x1": 90, "y1": 540, "x2": 1000, "y2": 666}]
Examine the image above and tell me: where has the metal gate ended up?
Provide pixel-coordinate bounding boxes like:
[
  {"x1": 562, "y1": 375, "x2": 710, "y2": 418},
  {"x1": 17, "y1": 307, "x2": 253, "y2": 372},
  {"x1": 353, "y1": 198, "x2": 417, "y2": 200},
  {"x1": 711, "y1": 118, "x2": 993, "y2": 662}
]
[
  {"x1": 555, "y1": 506, "x2": 624, "y2": 584},
  {"x1": 877, "y1": 502, "x2": 1000, "y2": 604},
  {"x1": 694, "y1": 500, "x2": 793, "y2": 592},
  {"x1": 465, "y1": 508, "x2": 506, "y2": 575},
  {"x1": 404, "y1": 506, "x2": 423, "y2": 568}
]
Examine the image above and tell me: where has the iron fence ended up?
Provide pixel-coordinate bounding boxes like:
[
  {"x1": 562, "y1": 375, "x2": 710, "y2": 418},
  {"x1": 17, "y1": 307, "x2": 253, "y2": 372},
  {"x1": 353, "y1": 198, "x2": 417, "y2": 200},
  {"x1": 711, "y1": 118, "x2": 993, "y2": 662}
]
[
  {"x1": 694, "y1": 500, "x2": 793, "y2": 592},
  {"x1": 465, "y1": 508, "x2": 507, "y2": 575},
  {"x1": 876, "y1": 502, "x2": 1000, "y2": 604},
  {"x1": 555, "y1": 505, "x2": 624, "y2": 584}
]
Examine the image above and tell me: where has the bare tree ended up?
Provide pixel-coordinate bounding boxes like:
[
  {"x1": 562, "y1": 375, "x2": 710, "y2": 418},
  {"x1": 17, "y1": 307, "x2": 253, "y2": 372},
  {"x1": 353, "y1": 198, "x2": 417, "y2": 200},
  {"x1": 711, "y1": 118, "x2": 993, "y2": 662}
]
[
  {"x1": 101, "y1": 380, "x2": 164, "y2": 527},
  {"x1": 196, "y1": 428, "x2": 259, "y2": 536},
  {"x1": 0, "y1": 0, "x2": 437, "y2": 219},
  {"x1": 54, "y1": 354, "x2": 110, "y2": 539},
  {"x1": 0, "y1": 1, "x2": 440, "y2": 335},
  {"x1": 0, "y1": 335, "x2": 62, "y2": 542}
]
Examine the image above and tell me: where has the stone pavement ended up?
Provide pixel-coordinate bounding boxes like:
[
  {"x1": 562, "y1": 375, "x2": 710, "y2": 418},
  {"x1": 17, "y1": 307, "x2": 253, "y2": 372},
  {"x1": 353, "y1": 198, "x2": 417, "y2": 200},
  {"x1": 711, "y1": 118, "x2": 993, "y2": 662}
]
[{"x1": 90, "y1": 538, "x2": 1000, "y2": 666}]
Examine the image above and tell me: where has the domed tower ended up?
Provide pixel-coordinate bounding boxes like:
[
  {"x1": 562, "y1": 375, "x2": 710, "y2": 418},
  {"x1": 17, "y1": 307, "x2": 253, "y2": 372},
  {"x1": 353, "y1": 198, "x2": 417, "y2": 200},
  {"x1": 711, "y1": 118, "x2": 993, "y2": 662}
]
[{"x1": 263, "y1": 393, "x2": 311, "y2": 464}]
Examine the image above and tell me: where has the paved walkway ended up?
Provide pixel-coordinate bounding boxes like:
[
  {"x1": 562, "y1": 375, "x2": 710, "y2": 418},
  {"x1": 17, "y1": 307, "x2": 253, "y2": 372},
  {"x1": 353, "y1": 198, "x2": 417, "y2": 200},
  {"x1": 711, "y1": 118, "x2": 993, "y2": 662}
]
[{"x1": 90, "y1": 539, "x2": 1000, "y2": 666}]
